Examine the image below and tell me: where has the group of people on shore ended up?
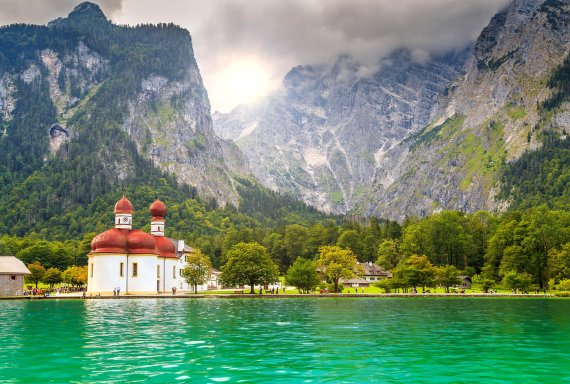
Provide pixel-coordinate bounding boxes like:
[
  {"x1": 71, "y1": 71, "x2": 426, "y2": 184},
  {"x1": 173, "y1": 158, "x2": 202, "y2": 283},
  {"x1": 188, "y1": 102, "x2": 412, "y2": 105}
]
[
  {"x1": 259, "y1": 286, "x2": 283, "y2": 294},
  {"x1": 16, "y1": 287, "x2": 83, "y2": 296}
]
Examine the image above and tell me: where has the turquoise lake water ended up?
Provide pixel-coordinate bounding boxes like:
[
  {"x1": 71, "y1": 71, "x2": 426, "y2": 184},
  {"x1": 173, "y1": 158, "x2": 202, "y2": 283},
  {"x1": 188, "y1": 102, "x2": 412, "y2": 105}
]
[{"x1": 1, "y1": 298, "x2": 569, "y2": 383}]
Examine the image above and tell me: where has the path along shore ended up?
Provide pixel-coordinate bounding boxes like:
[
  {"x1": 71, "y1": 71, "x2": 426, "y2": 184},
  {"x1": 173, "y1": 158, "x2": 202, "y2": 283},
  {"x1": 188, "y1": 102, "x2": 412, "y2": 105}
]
[{"x1": 0, "y1": 292, "x2": 555, "y2": 300}]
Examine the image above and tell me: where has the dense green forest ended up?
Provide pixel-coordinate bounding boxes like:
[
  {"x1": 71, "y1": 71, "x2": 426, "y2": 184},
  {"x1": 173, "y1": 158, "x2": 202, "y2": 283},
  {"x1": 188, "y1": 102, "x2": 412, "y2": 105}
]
[{"x1": 3, "y1": 206, "x2": 570, "y2": 292}]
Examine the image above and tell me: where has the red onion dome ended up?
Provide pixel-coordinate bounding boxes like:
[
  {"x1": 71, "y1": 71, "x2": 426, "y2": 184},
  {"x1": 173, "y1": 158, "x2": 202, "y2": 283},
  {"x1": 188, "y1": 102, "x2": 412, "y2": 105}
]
[
  {"x1": 149, "y1": 199, "x2": 167, "y2": 219},
  {"x1": 155, "y1": 236, "x2": 176, "y2": 258},
  {"x1": 91, "y1": 228, "x2": 128, "y2": 253},
  {"x1": 127, "y1": 230, "x2": 157, "y2": 254},
  {"x1": 114, "y1": 195, "x2": 134, "y2": 214}
]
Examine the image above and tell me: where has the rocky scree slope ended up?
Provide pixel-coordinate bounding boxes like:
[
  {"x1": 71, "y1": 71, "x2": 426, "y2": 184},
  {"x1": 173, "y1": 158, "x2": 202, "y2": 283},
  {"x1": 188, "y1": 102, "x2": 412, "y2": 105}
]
[
  {"x1": 215, "y1": 0, "x2": 570, "y2": 220},
  {"x1": 370, "y1": 0, "x2": 570, "y2": 220},
  {"x1": 214, "y1": 49, "x2": 468, "y2": 214}
]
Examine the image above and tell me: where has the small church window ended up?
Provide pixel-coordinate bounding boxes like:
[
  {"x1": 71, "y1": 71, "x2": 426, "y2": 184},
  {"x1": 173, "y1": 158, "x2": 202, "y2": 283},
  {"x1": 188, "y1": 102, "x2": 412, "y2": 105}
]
[
  {"x1": 91, "y1": 263, "x2": 94, "y2": 277},
  {"x1": 133, "y1": 263, "x2": 138, "y2": 277},
  {"x1": 11, "y1": 275, "x2": 16, "y2": 280},
  {"x1": 157, "y1": 265, "x2": 160, "y2": 278},
  {"x1": 173, "y1": 266, "x2": 176, "y2": 278},
  {"x1": 120, "y1": 262, "x2": 124, "y2": 277}
]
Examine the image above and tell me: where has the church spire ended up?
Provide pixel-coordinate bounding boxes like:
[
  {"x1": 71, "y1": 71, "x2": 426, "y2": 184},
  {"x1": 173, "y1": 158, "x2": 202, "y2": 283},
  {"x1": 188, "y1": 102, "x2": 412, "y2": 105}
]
[
  {"x1": 114, "y1": 195, "x2": 133, "y2": 230},
  {"x1": 149, "y1": 199, "x2": 167, "y2": 237}
]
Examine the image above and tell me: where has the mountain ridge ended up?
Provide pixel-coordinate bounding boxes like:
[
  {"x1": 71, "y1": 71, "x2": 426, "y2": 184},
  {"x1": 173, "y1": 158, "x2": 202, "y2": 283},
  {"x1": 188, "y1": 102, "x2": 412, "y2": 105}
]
[
  {"x1": 214, "y1": 48, "x2": 469, "y2": 214},
  {"x1": 214, "y1": 0, "x2": 570, "y2": 220},
  {"x1": 0, "y1": 2, "x2": 257, "y2": 237}
]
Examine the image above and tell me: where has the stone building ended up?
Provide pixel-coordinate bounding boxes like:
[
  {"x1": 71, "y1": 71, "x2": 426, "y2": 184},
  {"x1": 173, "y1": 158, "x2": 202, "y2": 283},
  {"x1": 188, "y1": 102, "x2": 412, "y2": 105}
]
[{"x1": 0, "y1": 256, "x2": 30, "y2": 296}]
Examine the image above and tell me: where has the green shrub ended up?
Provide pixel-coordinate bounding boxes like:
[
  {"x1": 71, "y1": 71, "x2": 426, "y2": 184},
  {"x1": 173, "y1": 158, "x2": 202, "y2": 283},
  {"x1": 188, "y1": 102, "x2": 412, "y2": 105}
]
[
  {"x1": 556, "y1": 279, "x2": 570, "y2": 291},
  {"x1": 374, "y1": 279, "x2": 392, "y2": 293}
]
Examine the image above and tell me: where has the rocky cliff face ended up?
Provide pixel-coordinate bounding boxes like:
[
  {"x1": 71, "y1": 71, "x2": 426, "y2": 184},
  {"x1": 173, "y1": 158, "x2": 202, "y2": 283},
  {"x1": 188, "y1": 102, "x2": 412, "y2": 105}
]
[
  {"x1": 215, "y1": 0, "x2": 570, "y2": 220},
  {"x1": 369, "y1": 0, "x2": 570, "y2": 220},
  {"x1": 0, "y1": 2, "x2": 248, "y2": 206},
  {"x1": 214, "y1": 50, "x2": 468, "y2": 214},
  {"x1": 123, "y1": 72, "x2": 247, "y2": 206}
]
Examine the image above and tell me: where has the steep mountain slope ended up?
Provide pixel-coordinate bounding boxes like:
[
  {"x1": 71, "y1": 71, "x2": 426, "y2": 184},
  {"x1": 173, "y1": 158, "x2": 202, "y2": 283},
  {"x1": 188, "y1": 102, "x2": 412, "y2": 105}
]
[
  {"x1": 370, "y1": 0, "x2": 570, "y2": 219},
  {"x1": 215, "y1": 0, "x2": 570, "y2": 220},
  {"x1": 214, "y1": 49, "x2": 468, "y2": 214},
  {"x1": 0, "y1": 2, "x2": 248, "y2": 236}
]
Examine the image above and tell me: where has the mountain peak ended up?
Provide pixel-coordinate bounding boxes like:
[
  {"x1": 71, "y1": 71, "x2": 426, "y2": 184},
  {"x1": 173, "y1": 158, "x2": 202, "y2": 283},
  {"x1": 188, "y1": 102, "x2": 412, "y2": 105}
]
[
  {"x1": 70, "y1": 2, "x2": 106, "y2": 17},
  {"x1": 49, "y1": 1, "x2": 109, "y2": 28}
]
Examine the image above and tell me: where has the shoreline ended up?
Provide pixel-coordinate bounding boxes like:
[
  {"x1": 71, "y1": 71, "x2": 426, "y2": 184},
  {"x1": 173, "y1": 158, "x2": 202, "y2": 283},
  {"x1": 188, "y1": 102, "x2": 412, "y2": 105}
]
[{"x1": 0, "y1": 292, "x2": 557, "y2": 300}]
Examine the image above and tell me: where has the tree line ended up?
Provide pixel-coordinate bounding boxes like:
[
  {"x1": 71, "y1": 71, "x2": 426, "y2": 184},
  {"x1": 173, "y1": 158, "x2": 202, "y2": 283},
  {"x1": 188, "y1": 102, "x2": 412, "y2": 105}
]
[
  {"x1": 8, "y1": 204, "x2": 570, "y2": 294},
  {"x1": 193, "y1": 206, "x2": 570, "y2": 294}
]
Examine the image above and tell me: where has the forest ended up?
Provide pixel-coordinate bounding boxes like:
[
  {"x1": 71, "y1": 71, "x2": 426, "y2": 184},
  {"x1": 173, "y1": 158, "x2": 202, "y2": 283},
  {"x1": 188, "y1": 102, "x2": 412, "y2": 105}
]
[{"x1": 2, "y1": 203, "x2": 570, "y2": 293}]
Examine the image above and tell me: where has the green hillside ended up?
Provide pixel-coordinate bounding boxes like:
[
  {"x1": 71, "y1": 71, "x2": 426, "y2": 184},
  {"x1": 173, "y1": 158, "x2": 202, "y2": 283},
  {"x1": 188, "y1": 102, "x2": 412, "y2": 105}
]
[{"x1": 500, "y1": 53, "x2": 570, "y2": 210}]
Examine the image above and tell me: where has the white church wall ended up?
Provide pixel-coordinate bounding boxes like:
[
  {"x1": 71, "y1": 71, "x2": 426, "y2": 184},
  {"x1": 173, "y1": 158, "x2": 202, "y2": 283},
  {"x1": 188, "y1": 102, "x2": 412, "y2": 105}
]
[
  {"x1": 126, "y1": 254, "x2": 159, "y2": 294},
  {"x1": 87, "y1": 254, "x2": 127, "y2": 294}
]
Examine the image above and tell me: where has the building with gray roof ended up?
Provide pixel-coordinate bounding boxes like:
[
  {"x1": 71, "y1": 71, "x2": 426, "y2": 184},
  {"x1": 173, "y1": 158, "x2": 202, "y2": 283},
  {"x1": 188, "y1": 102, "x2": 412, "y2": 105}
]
[{"x1": 0, "y1": 256, "x2": 30, "y2": 296}]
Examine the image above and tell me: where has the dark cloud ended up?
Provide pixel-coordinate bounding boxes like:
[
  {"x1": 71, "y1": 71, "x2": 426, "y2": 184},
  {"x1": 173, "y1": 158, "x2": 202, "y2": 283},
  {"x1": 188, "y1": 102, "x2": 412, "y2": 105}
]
[
  {"x1": 0, "y1": 0, "x2": 511, "y2": 111},
  {"x1": 189, "y1": 0, "x2": 510, "y2": 65}
]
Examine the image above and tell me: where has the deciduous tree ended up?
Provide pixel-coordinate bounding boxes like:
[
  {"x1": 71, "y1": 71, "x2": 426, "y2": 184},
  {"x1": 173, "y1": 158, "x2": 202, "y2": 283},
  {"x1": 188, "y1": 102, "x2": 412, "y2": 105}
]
[
  {"x1": 502, "y1": 270, "x2": 533, "y2": 293},
  {"x1": 548, "y1": 242, "x2": 570, "y2": 283},
  {"x1": 25, "y1": 262, "x2": 45, "y2": 289},
  {"x1": 473, "y1": 274, "x2": 495, "y2": 293},
  {"x1": 317, "y1": 245, "x2": 361, "y2": 293},
  {"x1": 376, "y1": 239, "x2": 401, "y2": 270},
  {"x1": 62, "y1": 266, "x2": 88, "y2": 288},
  {"x1": 182, "y1": 249, "x2": 212, "y2": 294},
  {"x1": 221, "y1": 242, "x2": 279, "y2": 294},
  {"x1": 43, "y1": 267, "x2": 63, "y2": 289},
  {"x1": 435, "y1": 265, "x2": 461, "y2": 293},
  {"x1": 393, "y1": 255, "x2": 436, "y2": 290},
  {"x1": 285, "y1": 257, "x2": 320, "y2": 294}
]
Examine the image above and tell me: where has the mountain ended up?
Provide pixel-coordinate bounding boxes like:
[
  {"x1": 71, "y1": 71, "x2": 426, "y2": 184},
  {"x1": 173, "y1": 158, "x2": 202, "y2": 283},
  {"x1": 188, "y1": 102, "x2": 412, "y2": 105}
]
[
  {"x1": 369, "y1": 0, "x2": 570, "y2": 219},
  {"x1": 214, "y1": 49, "x2": 469, "y2": 214},
  {"x1": 0, "y1": 2, "x2": 253, "y2": 236},
  {"x1": 215, "y1": 0, "x2": 570, "y2": 220}
]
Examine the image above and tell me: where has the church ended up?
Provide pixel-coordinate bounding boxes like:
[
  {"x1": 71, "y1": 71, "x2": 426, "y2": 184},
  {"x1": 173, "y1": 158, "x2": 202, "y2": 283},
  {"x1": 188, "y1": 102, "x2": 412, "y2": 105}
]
[{"x1": 88, "y1": 196, "x2": 206, "y2": 295}]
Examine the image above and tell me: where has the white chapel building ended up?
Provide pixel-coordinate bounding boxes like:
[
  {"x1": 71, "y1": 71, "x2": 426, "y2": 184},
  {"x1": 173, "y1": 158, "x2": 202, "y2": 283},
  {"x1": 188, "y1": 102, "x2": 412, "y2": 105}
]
[{"x1": 88, "y1": 196, "x2": 214, "y2": 295}]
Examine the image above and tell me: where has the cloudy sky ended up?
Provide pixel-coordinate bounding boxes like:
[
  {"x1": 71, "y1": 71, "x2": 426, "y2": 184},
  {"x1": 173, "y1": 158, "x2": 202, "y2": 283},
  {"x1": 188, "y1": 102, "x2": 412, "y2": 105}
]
[{"x1": 0, "y1": 0, "x2": 510, "y2": 112}]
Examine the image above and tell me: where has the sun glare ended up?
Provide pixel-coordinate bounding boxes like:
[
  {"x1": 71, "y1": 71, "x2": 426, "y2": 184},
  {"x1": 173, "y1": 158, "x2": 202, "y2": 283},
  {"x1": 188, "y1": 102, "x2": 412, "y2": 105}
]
[{"x1": 211, "y1": 59, "x2": 276, "y2": 113}]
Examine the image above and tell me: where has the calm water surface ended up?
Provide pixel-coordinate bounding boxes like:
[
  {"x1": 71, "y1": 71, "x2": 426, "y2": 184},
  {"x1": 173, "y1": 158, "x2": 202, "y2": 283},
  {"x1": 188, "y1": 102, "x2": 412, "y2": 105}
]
[{"x1": 1, "y1": 298, "x2": 569, "y2": 383}]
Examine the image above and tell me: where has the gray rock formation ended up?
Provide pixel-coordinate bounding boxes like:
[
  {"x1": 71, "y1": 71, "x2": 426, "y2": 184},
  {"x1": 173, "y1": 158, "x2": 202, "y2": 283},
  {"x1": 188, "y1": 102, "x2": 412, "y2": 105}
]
[
  {"x1": 214, "y1": 49, "x2": 468, "y2": 214},
  {"x1": 370, "y1": 0, "x2": 570, "y2": 220},
  {"x1": 124, "y1": 70, "x2": 248, "y2": 206},
  {"x1": 215, "y1": 0, "x2": 570, "y2": 220},
  {"x1": 1, "y1": 2, "x2": 249, "y2": 207}
]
